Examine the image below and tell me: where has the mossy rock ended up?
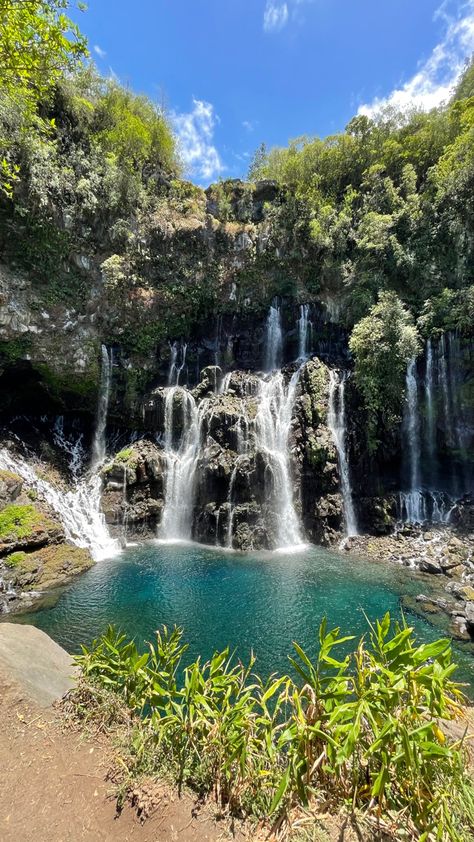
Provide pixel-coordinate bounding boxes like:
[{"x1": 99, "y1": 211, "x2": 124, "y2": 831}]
[
  {"x1": 4, "y1": 550, "x2": 27, "y2": 568},
  {"x1": 8, "y1": 542, "x2": 94, "y2": 590},
  {"x1": 0, "y1": 504, "x2": 62, "y2": 552}
]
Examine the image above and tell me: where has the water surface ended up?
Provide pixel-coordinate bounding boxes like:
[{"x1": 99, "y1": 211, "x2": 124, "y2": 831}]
[{"x1": 13, "y1": 542, "x2": 474, "y2": 689}]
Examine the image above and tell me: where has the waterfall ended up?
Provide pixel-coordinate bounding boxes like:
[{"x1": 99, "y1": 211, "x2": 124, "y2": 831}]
[
  {"x1": 158, "y1": 387, "x2": 205, "y2": 541},
  {"x1": 168, "y1": 341, "x2": 188, "y2": 386},
  {"x1": 226, "y1": 460, "x2": 241, "y2": 549},
  {"x1": 0, "y1": 448, "x2": 119, "y2": 561},
  {"x1": 254, "y1": 369, "x2": 304, "y2": 548},
  {"x1": 297, "y1": 304, "x2": 312, "y2": 360},
  {"x1": 400, "y1": 359, "x2": 425, "y2": 522},
  {"x1": 327, "y1": 370, "x2": 358, "y2": 537},
  {"x1": 53, "y1": 416, "x2": 84, "y2": 479},
  {"x1": 438, "y1": 333, "x2": 453, "y2": 447},
  {"x1": 264, "y1": 302, "x2": 283, "y2": 371},
  {"x1": 406, "y1": 359, "x2": 421, "y2": 494},
  {"x1": 424, "y1": 339, "x2": 436, "y2": 460},
  {"x1": 91, "y1": 345, "x2": 113, "y2": 470}
]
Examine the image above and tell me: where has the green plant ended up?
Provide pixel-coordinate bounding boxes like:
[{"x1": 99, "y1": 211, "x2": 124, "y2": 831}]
[
  {"x1": 4, "y1": 550, "x2": 27, "y2": 567},
  {"x1": 74, "y1": 615, "x2": 474, "y2": 839},
  {"x1": 0, "y1": 503, "x2": 52, "y2": 541}
]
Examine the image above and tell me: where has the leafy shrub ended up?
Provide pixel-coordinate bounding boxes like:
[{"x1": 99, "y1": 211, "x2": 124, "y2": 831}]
[{"x1": 75, "y1": 614, "x2": 473, "y2": 839}]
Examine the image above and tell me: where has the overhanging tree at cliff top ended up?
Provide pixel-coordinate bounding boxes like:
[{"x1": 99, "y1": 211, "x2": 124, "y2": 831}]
[{"x1": 0, "y1": 0, "x2": 87, "y2": 193}]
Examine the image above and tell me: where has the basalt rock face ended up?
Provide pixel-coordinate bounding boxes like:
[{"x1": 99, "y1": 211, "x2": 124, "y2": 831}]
[
  {"x1": 294, "y1": 359, "x2": 344, "y2": 545},
  {"x1": 106, "y1": 357, "x2": 347, "y2": 550},
  {"x1": 101, "y1": 440, "x2": 166, "y2": 539}
]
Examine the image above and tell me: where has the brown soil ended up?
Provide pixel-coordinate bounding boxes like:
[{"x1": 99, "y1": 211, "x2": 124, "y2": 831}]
[{"x1": 0, "y1": 669, "x2": 226, "y2": 842}]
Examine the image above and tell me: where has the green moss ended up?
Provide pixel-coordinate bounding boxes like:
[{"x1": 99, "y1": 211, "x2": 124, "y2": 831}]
[
  {"x1": 5, "y1": 542, "x2": 94, "y2": 589},
  {"x1": 0, "y1": 469, "x2": 22, "y2": 484},
  {"x1": 4, "y1": 551, "x2": 27, "y2": 567},
  {"x1": 0, "y1": 504, "x2": 56, "y2": 542},
  {"x1": 35, "y1": 362, "x2": 99, "y2": 406},
  {"x1": 115, "y1": 447, "x2": 133, "y2": 462}
]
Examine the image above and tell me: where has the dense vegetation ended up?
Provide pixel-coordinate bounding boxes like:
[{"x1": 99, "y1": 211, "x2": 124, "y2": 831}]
[
  {"x1": 74, "y1": 616, "x2": 473, "y2": 840},
  {"x1": 249, "y1": 70, "x2": 474, "y2": 430},
  {"x1": 0, "y1": 2, "x2": 473, "y2": 441}
]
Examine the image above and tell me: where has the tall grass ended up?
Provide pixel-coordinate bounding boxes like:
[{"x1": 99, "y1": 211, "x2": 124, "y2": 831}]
[{"x1": 74, "y1": 614, "x2": 474, "y2": 840}]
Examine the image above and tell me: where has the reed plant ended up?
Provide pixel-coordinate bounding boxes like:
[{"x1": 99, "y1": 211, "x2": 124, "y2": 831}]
[{"x1": 74, "y1": 613, "x2": 474, "y2": 840}]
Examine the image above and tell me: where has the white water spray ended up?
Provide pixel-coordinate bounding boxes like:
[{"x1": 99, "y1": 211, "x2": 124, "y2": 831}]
[
  {"x1": 327, "y1": 370, "x2": 358, "y2": 537},
  {"x1": 297, "y1": 304, "x2": 312, "y2": 360},
  {"x1": 91, "y1": 345, "x2": 113, "y2": 470},
  {"x1": 158, "y1": 387, "x2": 206, "y2": 541},
  {"x1": 264, "y1": 302, "x2": 283, "y2": 371},
  {"x1": 0, "y1": 448, "x2": 118, "y2": 561},
  {"x1": 254, "y1": 369, "x2": 304, "y2": 548}
]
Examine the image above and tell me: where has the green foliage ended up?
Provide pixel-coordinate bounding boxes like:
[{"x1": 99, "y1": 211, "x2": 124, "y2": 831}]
[
  {"x1": 0, "y1": 504, "x2": 49, "y2": 541},
  {"x1": 75, "y1": 615, "x2": 474, "y2": 839},
  {"x1": 92, "y1": 83, "x2": 179, "y2": 176},
  {"x1": 114, "y1": 448, "x2": 133, "y2": 463},
  {"x1": 349, "y1": 291, "x2": 421, "y2": 449},
  {"x1": 4, "y1": 550, "x2": 27, "y2": 568},
  {"x1": 249, "y1": 81, "x2": 474, "y2": 338},
  {"x1": 0, "y1": 0, "x2": 87, "y2": 195}
]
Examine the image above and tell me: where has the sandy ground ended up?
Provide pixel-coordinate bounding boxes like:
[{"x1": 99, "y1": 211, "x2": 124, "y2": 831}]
[{"x1": 0, "y1": 669, "x2": 226, "y2": 842}]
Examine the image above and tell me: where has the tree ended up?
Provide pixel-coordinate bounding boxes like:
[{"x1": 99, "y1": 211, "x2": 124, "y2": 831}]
[
  {"x1": 0, "y1": 0, "x2": 87, "y2": 194},
  {"x1": 349, "y1": 291, "x2": 421, "y2": 449}
]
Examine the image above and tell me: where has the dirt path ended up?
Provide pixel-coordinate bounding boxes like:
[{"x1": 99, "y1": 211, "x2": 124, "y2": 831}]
[{"x1": 0, "y1": 670, "x2": 224, "y2": 842}]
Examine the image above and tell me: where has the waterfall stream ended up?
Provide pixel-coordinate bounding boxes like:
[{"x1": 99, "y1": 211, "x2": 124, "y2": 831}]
[
  {"x1": 327, "y1": 370, "x2": 358, "y2": 537},
  {"x1": 254, "y1": 369, "x2": 304, "y2": 549},
  {"x1": 0, "y1": 448, "x2": 118, "y2": 561},
  {"x1": 297, "y1": 304, "x2": 312, "y2": 360},
  {"x1": 264, "y1": 301, "x2": 283, "y2": 371},
  {"x1": 91, "y1": 345, "x2": 113, "y2": 470},
  {"x1": 158, "y1": 387, "x2": 205, "y2": 542},
  {"x1": 399, "y1": 347, "x2": 462, "y2": 524}
]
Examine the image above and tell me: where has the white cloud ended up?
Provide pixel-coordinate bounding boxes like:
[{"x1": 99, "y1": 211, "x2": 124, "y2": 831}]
[
  {"x1": 263, "y1": 2, "x2": 289, "y2": 32},
  {"x1": 93, "y1": 44, "x2": 107, "y2": 59},
  {"x1": 358, "y1": 0, "x2": 474, "y2": 117},
  {"x1": 242, "y1": 120, "x2": 255, "y2": 132},
  {"x1": 173, "y1": 99, "x2": 224, "y2": 183}
]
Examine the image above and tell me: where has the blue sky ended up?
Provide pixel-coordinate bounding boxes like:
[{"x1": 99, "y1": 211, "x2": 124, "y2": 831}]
[{"x1": 72, "y1": 0, "x2": 474, "y2": 184}]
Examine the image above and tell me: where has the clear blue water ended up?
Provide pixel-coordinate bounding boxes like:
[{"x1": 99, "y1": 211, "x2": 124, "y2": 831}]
[{"x1": 11, "y1": 542, "x2": 474, "y2": 690}]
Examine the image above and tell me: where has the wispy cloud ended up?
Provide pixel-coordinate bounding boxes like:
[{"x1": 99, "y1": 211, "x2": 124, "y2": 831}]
[
  {"x1": 173, "y1": 99, "x2": 224, "y2": 183},
  {"x1": 263, "y1": 0, "x2": 315, "y2": 33},
  {"x1": 263, "y1": 2, "x2": 289, "y2": 32},
  {"x1": 358, "y1": 0, "x2": 474, "y2": 117},
  {"x1": 242, "y1": 120, "x2": 256, "y2": 132},
  {"x1": 93, "y1": 44, "x2": 107, "y2": 59}
]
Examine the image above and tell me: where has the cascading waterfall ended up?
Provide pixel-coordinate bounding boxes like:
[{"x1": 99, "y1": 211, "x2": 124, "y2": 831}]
[
  {"x1": 226, "y1": 458, "x2": 243, "y2": 549},
  {"x1": 158, "y1": 387, "x2": 205, "y2": 541},
  {"x1": 264, "y1": 301, "x2": 283, "y2": 371},
  {"x1": 53, "y1": 416, "x2": 84, "y2": 478},
  {"x1": 254, "y1": 369, "x2": 304, "y2": 548},
  {"x1": 0, "y1": 448, "x2": 118, "y2": 561},
  {"x1": 399, "y1": 349, "x2": 457, "y2": 524},
  {"x1": 168, "y1": 341, "x2": 188, "y2": 386},
  {"x1": 327, "y1": 370, "x2": 358, "y2": 537},
  {"x1": 400, "y1": 358, "x2": 424, "y2": 523},
  {"x1": 91, "y1": 345, "x2": 113, "y2": 470},
  {"x1": 424, "y1": 339, "x2": 436, "y2": 462},
  {"x1": 297, "y1": 304, "x2": 312, "y2": 360}
]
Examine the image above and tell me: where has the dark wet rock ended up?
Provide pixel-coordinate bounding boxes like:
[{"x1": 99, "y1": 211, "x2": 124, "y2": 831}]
[{"x1": 101, "y1": 440, "x2": 166, "y2": 538}]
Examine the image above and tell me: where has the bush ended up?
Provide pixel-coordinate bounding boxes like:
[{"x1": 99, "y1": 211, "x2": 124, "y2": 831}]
[{"x1": 74, "y1": 614, "x2": 473, "y2": 839}]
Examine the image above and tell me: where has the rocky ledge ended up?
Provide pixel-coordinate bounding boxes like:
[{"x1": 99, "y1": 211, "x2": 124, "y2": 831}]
[
  {"x1": 0, "y1": 467, "x2": 93, "y2": 615},
  {"x1": 346, "y1": 525, "x2": 474, "y2": 640}
]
